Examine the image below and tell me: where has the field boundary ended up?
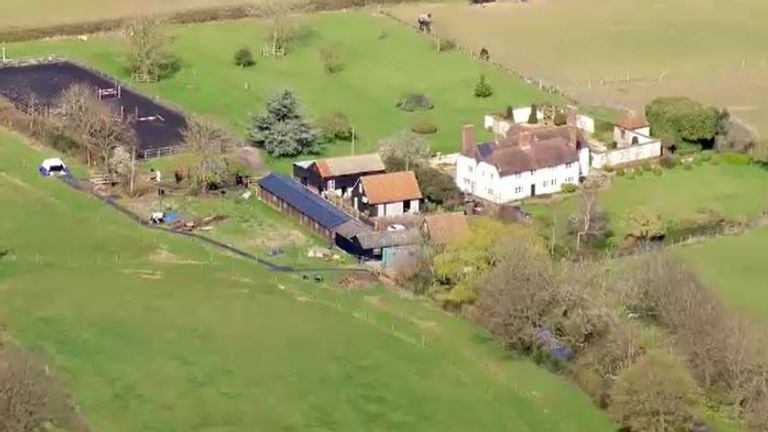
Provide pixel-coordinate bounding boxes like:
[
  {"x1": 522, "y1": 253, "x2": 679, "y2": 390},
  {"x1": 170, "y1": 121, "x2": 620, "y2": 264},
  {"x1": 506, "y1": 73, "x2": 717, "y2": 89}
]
[
  {"x1": 56, "y1": 175, "x2": 369, "y2": 274},
  {"x1": 0, "y1": 0, "x2": 430, "y2": 43},
  {"x1": 376, "y1": 9, "x2": 576, "y2": 105}
]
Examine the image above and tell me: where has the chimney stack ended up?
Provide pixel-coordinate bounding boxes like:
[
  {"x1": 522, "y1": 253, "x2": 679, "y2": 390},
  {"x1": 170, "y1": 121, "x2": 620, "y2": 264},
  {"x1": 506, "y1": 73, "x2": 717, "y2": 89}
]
[
  {"x1": 569, "y1": 127, "x2": 578, "y2": 147},
  {"x1": 566, "y1": 105, "x2": 577, "y2": 127},
  {"x1": 519, "y1": 131, "x2": 533, "y2": 151},
  {"x1": 461, "y1": 124, "x2": 475, "y2": 154}
]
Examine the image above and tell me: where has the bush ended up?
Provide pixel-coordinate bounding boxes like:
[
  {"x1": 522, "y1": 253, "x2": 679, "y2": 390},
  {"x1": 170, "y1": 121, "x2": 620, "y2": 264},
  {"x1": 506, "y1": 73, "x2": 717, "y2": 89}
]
[
  {"x1": 397, "y1": 93, "x2": 433, "y2": 112},
  {"x1": 411, "y1": 119, "x2": 437, "y2": 135},
  {"x1": 653, "y1": 166, "x2": 663, "y2": 176},
  {"x1": 641, "y1": 163, "x2": 653, "y2": 171},
  {"x1": 699, "y1": 150, "x2": 713, "y2": 161},
  {"x1": 660, "y1": 153, "x2": 677, "y2": 169},
  {"x1": 319, "y1": 43, "x2": 344, "y2": 74},
  {"x1": 505, "y1": 105, "x2": 515, "y2": 120},
  {"x1": 316, "y1": 111, "x2": 353, "y2": 141},
  {"x1": 635, "y1": 168, "x2": 645, "y2": 177},
  {"x1": 528, "y1": 104, "x2": 539, "y2": 124},
  {"x1": 645, "y1": 96, "x2": 719, "y2": 143},
  {"x1": 561, "y1": 183, "x2": 578, "y2": 193},
  {"x1": 603, "y1": 165, "x2": 615, "y2": 173},
  {"x1": 626, "y1": 171, "x2": 636, "y2": 180},
  {"x1": 233, "y1": 47, "x2": 254, "y2": 67},
  {"x1": 693, "y1": 156, "x2": 703, "y2": 166},
  {"x1": 719, "y1": 152, "x2": 750, "y2": 166},
  {"x1": 683, "y1": 163, "x2": 693, "y2": 171},
  {"x1": 616, "y1": 168, "x2": 626, "y2": 176},
  {"x1": 474, "y1": 74, "x2": 493, "y2": 98}
]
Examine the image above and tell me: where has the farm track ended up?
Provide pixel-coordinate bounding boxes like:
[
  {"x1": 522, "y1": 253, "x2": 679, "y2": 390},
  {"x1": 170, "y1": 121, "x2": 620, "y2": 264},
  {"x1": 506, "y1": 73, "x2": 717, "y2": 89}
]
[{"x1": 57, "y1": 175, "x2": 370, "y2": 274}]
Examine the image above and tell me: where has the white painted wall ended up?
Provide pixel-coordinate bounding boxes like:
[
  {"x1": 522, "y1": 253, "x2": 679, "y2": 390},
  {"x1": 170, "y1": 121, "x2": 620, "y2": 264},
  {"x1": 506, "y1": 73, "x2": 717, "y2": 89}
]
[
  {"x1": 614, "y1": 126, "x2": 653, "y2": 148},
  {"x1": 576, "y1": 115, "x2": 595, "y2": 133},
  {"x1": 456, "y1": 154, "x2": 581, "y2": 204},
  {"x1": 484, "y1": 112, "x2": 595, "y2": 133},
  {"x1": 592, "y1": 140, "x2": 662, "y2": 168},
  {"x1": 375, "y1": 200, "x2": 419, "y2": 217}
]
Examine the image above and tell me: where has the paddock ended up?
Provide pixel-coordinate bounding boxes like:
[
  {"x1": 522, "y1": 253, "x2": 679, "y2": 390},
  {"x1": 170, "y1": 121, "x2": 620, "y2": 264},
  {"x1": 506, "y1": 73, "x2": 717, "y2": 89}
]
[{"x1": 0, "y1": 60, "x2": 187, "y2": 157}]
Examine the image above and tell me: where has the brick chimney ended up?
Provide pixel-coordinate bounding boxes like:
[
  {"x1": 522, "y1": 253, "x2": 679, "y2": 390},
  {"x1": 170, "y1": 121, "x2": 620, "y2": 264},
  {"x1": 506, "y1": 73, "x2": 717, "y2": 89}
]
[
  {"x1": 461, "y1": 124, "x2": 474, "y2": 155},
  {"x1": 519, "y1": 131, "x2": 533, "y2": 151},
  {"x1": 566, "y1": 105, "x2": 578, "y2": 127},
  {"x1": 569, "y1": 126, "x2": 578, "y2": 148}
]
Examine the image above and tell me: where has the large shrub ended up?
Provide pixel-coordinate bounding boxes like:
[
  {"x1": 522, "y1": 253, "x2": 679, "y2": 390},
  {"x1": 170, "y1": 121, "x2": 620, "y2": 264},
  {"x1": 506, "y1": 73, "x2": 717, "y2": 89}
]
[
  {"x1": 396, "y1": 93, "x2": 433, "y2": 112},
  {"x1": 316, "y1": 111, "x2": 353, "y2": 141},
  {"x1": 233, "y1": 47, "x2": 254, "y2": 67},
  {"x1": 411, "y1": 119, "x2": 437, "y2": 135},
  {"x1": 318, "y1": 43, "x2": 344, "y2": 74},
  {"x1": 474, "y1": 74, "x2": 493, "y2": 98},
  {"x1": 528, "y1": 104, "x2": 539, "y2": 124},
  {"x1": 645, "y1": 97, "x2": 720, "y2": 144}
]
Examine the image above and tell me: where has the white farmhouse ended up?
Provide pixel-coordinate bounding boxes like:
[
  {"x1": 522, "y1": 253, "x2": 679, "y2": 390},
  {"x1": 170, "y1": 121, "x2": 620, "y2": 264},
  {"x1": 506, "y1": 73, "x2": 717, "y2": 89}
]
[{"x1": 456, "y1": 123, "x2": 591, "y2": 203}]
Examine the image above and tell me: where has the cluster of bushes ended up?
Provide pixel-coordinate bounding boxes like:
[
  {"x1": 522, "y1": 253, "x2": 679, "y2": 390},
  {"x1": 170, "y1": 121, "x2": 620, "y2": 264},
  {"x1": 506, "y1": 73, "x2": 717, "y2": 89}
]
[
  {"x1": 403, "y1": 221, "x2": 768, "y2": 431},
  {"x1": 397, "y1": 93, "x2": 434, "y2": 112},
  {"x1": 646, "y1": 96, "x2": 722, "y2": 146}
]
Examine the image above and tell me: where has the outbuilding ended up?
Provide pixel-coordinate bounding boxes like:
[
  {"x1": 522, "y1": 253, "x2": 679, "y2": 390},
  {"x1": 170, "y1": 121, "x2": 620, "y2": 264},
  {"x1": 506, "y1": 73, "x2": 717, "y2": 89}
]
[{"x1": 38, "y1": 158, "x2": 69, "y2": 176}]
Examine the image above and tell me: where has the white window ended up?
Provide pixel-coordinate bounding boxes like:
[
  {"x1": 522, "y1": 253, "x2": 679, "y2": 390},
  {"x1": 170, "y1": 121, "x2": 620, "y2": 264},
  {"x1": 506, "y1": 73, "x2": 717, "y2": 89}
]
[
  {"x1": 543, "y1": 180, "x2": 549, "y2": 187},
  {"x1": 487, "y1": 188, "x2": 494, "y2": 195},
  {"x1": 530, "y1": 170, "x2": 535, "y2": 175},
  {"x1": 327, "y1": 180, "x2": 335, "y2": 190},
  {"x1": 514, "y1": 186, "x2": 523, "y2": 194},
  {"x1": 551, "y1": 178, "x2": 556, "y2": 186}
]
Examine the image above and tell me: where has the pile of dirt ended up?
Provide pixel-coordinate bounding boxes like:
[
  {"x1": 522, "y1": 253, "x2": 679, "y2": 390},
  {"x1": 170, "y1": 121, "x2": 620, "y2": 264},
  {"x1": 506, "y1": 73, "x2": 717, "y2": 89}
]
[
  {"x1": 339, "y1": 271, "x2": 379, "y2": 289},
  {"x1": 170, "y1": 214, "x2": 228, "y2": 232}
]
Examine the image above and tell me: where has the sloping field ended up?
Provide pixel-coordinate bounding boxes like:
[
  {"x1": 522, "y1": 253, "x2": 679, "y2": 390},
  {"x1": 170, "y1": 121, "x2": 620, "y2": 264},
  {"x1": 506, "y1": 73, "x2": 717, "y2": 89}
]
[
  {"x1": 6, "y1": 11, "x2": 553, "y2": 172},
  {"x1": 680, "y1": 227, "x2": 768, "y2": 322},
  {"x1": 0, "y1": 128, "x2": 613, "y2": 431},
  {"x1": 0, "y1": 0, "x2": 289, "y2": 29},
  {"x1": 389, "y1": 0, "x2": 768, "y2": 136}
]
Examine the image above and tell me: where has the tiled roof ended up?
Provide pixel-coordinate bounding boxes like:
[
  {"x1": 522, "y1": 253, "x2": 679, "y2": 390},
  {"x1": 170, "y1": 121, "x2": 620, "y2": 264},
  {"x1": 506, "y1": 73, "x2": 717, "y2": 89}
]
[
  {"x1": 258, "y1": 173, "x2": 350, "y2": 230},
  {"x1": 616, "y1": 110, "x2": 648, "y2": 130},
  {"x1": 360, "y1": 171, "x2": 422, "y2": 204},
  {"x1": 424, "y1": 213, "x2": 469, "y2": 244},
  {"x1": 356, "y1": 229, "x2": 422, "y2": 250},
  {"x1": 313, "y1": 154, "x2": 386, "y2": 178}
]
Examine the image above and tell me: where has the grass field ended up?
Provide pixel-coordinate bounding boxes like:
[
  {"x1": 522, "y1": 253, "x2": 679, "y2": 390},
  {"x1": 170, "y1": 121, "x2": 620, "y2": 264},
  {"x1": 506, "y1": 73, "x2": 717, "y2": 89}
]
[
  {"x1": 389, "y1": 0, "x2": 768, "y2": 136},
  {"x1": 526, "y1": 162, "x2": 768, "y2": 239},
  {"x1": 6, "y1": 11, "x2": 553, "y2": 172},
  {"x1": 0, "y1": 0, "x2": 300, "y2": 29},
  {"x1": 680, "y1": 227, "x2": 768, "y2": 322},
  {"x1": 0, "y1": 127, "x2": 613, "y2": 431}
]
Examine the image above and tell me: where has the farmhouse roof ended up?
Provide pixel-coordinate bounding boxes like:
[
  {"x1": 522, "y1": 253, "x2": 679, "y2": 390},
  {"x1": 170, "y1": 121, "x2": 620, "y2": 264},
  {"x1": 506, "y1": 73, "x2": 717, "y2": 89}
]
[
  {"x1": 424, "y1": 213, "x2": 469, "y2": 244},
  {"x1": 314, "y1": 154, "x2": 386, "y2": 178},
  {"x1": 356, "y1": 228, "x2": 422, "y2": 250},
  {"x1": 616, "y1": 110, "x2": 648, "y2": 130},
  {"x1": 463, "y1": 125, "x2": 582, "y2": 176},
  {"x1": 359, "y1": 171, "x2": 423, "y2": 204},
  {"x1": 258, "y1": 173, "x2": 350, "y2": 230}
]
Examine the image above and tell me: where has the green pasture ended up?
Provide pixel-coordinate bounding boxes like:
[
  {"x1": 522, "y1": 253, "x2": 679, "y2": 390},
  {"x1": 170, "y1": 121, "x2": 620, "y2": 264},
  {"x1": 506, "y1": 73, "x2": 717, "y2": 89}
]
[
  {"x1": 6, "y1": 11, "x2": 554, "y2": 172},
  {"x1": 0, "y1": 127, "x2": 612, "y2": 431}
]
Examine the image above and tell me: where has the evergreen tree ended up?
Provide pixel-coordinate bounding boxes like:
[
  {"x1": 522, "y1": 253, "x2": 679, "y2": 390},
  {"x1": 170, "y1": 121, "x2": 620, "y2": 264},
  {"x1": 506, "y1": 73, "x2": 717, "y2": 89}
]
[
  {"x1": 474, "y1": 74, "x2": 493, "y2": 98},
  {"x1": 528, "y1": 104, "x2": 539, "y2": 124},
  {"x1": 248, "y1": 90, "x2": 319, "y2": 157}
]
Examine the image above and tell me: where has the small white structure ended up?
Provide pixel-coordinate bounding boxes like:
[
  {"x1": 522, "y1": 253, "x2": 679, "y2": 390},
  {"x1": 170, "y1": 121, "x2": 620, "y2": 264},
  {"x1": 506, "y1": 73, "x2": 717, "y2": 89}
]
[
  {"x1": 38, "y1": 158, "x2": 69, "y2": 176},
  {"x1": 456, "y1": 122, "x2": 590, "y2": 204},
  {"x1": 591, "y1": 111, "x2": 662, "y2": 169}
]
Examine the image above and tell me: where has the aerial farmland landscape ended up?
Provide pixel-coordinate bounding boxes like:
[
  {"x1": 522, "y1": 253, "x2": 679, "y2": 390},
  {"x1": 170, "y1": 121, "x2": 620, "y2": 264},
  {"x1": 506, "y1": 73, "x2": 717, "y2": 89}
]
[{"x1": 0, "y1": 1, "x2": 767, "y2": 431}]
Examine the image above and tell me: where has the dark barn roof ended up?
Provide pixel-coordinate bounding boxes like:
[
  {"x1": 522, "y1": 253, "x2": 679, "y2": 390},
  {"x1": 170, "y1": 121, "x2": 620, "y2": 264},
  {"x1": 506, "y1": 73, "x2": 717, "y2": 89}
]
[{"x1": 258, "y1": 173, "x2": 350, "y2": 230}]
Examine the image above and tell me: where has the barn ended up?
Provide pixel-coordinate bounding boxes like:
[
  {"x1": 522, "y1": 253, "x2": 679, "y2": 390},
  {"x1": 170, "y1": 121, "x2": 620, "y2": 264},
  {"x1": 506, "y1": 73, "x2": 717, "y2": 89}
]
[{"x1": 257, "y1": 172, "x2": 351, "y2": 240}]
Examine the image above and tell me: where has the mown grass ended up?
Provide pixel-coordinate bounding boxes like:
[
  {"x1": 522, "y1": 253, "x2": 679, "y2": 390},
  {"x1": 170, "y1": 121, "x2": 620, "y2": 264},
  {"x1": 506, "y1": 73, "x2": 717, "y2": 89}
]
[
  {"x1": 0, "y1": 127, "x2": 613, "y2": 431},
  {"x1": 526, "y1": 162, "x2": 768, "y2": 239},
  {"x1": 6, "y1": 11, "x2": 555, "y2": 173}
]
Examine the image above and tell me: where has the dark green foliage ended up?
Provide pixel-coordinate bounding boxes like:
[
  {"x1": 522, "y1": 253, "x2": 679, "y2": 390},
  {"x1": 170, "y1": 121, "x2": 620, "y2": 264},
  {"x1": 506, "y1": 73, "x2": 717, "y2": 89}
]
[
  {"x1": 660, "y1": 153, "x2": 677, "y2": 169},
  {"x1": 561, "y1": 183, "x2": 578, "y2": 193},
  {"x1": 384, "y1": 155, "x2": 462, "y2": 209},
  {"x1": 641, "y1": 163, "x2": 653, "y2": 172},
  {"x1": 248, "y1": 90, "x2": 319, "y2": 157},
  {"x1": 411, "y1": 119, "x2": 437, "y2": 135},
  {"x1": 319, "y1": 43, "x2": 344, "y2": 73},
  {"x1": 683, "y1": 163, "x2": 693, "y2": 171},
  {"x1": 616, "y1": 168, "x2": 625, "y2": 176},
  {"x1": 316, "y1": 111, "x2": 353, "y2": 141},
  {"x1": 505, "y1": 105, "x2": 515, "y2": 120},
  {"x1": 528, "y1": 104, "x2": 539, "y2": 124},
  {"x1": 396, "y1": 93, "x2": 433, "y2": 112},
  {"x1": 653, "y1": 166, "x2": 663, "y2": 176},
  {"x1": 645, "y1": 97, "x2": 720, "y2": 144},
  {"x1": 553, "y1": 109, "x2": 567, "y2": 126},
  {"x1": 474, "y1": 74, "x2": 493, "y2": 98},
  {"x1": 234, "y1": 47, "x2": 254, "y2": 67}
]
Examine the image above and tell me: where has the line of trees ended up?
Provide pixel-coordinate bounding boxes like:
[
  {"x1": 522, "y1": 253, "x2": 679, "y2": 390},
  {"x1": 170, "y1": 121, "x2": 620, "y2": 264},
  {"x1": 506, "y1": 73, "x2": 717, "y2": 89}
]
[{"x1": 400, "y1": 217, "x2": 768, "y2": 432}]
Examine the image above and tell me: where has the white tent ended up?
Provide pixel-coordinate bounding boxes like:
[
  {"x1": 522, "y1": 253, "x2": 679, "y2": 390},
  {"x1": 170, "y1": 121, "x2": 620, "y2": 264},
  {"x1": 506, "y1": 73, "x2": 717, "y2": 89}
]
[{"x1": 39, "y1": 158, "x2": 69, "y2": 176}]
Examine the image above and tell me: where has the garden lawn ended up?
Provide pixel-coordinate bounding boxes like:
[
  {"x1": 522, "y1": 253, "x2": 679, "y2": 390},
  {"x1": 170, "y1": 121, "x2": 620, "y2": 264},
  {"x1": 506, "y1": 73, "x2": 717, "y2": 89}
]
[
  {"x1": 0, "y1": 127, "x2": 613, "y2": 431},
  {"x1": 6, "y1": 11, "x2": 554, "y2": 173},
  {"x1": 679, "y1": 227, "x2": 768, "y2": 322},
  {"x1": 526, "y1": 162, "x2": 768, "y2": 239}
]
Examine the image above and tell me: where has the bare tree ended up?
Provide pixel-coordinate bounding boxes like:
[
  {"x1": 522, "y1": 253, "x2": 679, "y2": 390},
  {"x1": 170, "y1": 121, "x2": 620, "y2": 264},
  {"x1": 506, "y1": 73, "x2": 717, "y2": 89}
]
[
  {"x1": 183, "y1": 117, "x2": 238, "y2": 193},
  {"x1": 609, "y1": 351, "x2": 701, "y2": 432},
  {"x1": 124, "y1": 17, "x2": 174, "y2": 83},
  {"x1": 379, "y1": 130, "x2": 430, "y2": 170},
  {"x1": 569, "y1": 179, "x2": 608, "y2": 252}
]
